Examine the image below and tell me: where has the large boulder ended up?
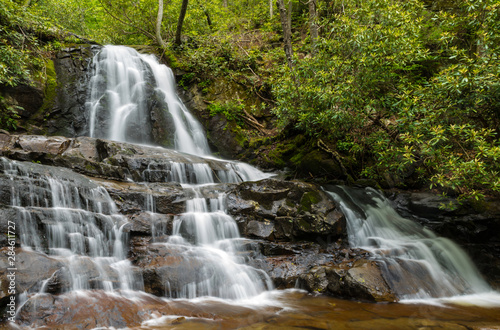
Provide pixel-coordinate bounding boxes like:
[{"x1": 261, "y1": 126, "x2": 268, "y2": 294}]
[
  {"x1": 298, "y1": 260, "x2": 397, "y2": 302},
  {"x1": 226, "y1": 179, "x2": 346, "y2": 242}
]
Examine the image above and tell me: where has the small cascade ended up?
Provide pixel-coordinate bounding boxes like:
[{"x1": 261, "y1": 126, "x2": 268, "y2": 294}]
[
  {"x1": 87, "y1": 46, "x2": 153, "y2": 144},
  {"x1": 143, "y1": 160, "x2": 273, "y2": 299},
  {"x1": 140, "y1": 54, "x2": 211, "y2": 155},
  {"x1": 328, "y1": 186, "x2": 492, "y2": 300},
  {"x1": 164, "y1": 185, "x2": 273, "y2": 299},
  {"x1": 1, "y1": 157, "x2": 143, "y2": 294}
]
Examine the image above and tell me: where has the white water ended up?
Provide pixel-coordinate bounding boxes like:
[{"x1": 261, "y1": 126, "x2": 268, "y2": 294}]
[
  {"x1": 140, "y1": 53, "x2": 211, "y2": 155},
  {"x1": 329, "y1": 186, "x2": 500, "y2": 304},
  {"x1": 143, "y1": 162, "x2": 273, "y2": 299},
  {"x1": 1, "y1": 158, "x2": 143, "y2": 294},
  {"x1": 87, "y1": 46, "x2": 152, "y2": 144},
  {"x1": 87, "y1": 45, "x2": 211, "y2": 155}
]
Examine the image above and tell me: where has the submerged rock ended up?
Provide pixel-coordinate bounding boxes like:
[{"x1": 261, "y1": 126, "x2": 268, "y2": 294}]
[{"x1": 298, "y1": 260, "x2": 397, "y2": 302}]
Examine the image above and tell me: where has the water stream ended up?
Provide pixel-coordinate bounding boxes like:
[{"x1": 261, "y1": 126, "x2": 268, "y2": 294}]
[
  {"x1": 1, "y1": 158, "x2": 143, "y2": 294},
  {"x1": 328, "y1": 186, "x2": 500, "y2": 305},
  {"x1": 84, "y1": 45, "x2": 500, "y2": 305}
]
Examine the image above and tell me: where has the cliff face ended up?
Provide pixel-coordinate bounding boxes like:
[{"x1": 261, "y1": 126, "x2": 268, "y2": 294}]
[{"x1": 0, "y1": 45, "x2": 96, "y2": 136}]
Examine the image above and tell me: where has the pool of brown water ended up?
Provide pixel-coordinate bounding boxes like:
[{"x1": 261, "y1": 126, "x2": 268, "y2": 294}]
[
  {"x1": 136, "y1": 290, "x2": 500, "y2": 330},
  {"x1": 10, "y1": 289, "x2": 500, "y2": 329}
]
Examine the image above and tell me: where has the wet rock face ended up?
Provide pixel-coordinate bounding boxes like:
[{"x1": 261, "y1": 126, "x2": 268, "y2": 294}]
[
  {"x1": 0, "y1": 249, "x2": 64, "y2": 299},
  {"x1": 48, "y1": 45, "x2": 98, "y2": 137},
  {"x1": 14, "y1": 291, "x2": 167, "y2": 329},
  {"x1": 0, "y1": 133, "x2": 238, "y2": 183},
  {"x1": 226, "y1": 179, "x2": 346, "y2": 242}
]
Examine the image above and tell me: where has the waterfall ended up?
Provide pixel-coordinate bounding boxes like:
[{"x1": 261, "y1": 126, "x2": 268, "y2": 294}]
[
  {"x1": 140, "y1": 53, "x2": 211, "y2": 155},
  {"x1": 165, "y1": 185, "x2": 273, "y2": 299},
  {"x1": 142, "y1": 161, "x2": 273, "y2": 299},
  {"x1": 328, "y1": 186, "x2": 493, "y2": 301},
  {"x1": 86, "y1": 45, "x2": 211, "y2": 155},
  {"x1": 85, "y1": 45, "x2": 273, "y2": 300}
]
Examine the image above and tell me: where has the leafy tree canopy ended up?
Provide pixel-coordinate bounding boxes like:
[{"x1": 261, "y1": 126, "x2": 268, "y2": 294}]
[{"x1": 1, "y1": 0, "x2": 499, "y2": 201}]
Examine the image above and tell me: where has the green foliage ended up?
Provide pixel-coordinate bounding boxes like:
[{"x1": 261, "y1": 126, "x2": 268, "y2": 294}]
[
  {"x1": 0, "y1": 1, "x2": 38, "y2": 86},
  {"x1": 2, "y1": 0, "x2": 498, "y2": 201},
  {"x1": 272, "y1": 0, "x2": 500, "y2": 200},
  {"x1": 208, "y1": 100, "x2": 245, "y2": 126},
  {"x1": 27, "y1": 0, "x2": 279, "y2": 46},
  {"x1": 0, "y1": 95, "x2": 21, "y2": 130},
  {"x1": 0, "y1": 0, "x2": 61, "y2": 88}
]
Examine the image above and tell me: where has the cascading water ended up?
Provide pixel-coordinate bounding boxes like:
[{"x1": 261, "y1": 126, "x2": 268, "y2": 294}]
[
  {"x1": 1, "y1": 157, "x2": 143, "y2": 294},
  {"x1": 87, "y1": 44, "x2": 274, "y2": 300},
  {"x1": 143, "y1": 162, "x2": 274, "y2": 299},
  {"x1": 87, "y1": 46, "x2": 153, "y2": 144},
  {"x1": 87, "y1": 45, "x2": 211, "y2": 155},
  {"x1": 140, "y1": 54, "x2": 211, "y2": 155},
  {"x1": 328, "y1": 186, "x2": 494, "y2": 301},
  {"x1": 5, "y1": 44, "x2": 500, "y2": 328}
]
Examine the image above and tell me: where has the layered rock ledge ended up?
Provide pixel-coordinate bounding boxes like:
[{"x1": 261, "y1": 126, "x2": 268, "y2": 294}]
[{"x1": 0, "y1": 133, "x2": 398, "y2": 315}]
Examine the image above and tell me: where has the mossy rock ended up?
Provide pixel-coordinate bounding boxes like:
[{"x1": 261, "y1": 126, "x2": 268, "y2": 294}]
[
  {"x1": 24, "y1": 59, "x2": 57, "y2": 132},
  {"x1": 299, "y1": 190, "x2": 322, "y2": 213}
]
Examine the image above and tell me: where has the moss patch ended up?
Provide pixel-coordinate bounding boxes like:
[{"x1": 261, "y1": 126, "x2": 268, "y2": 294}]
[
  {"x1": 41, "y1": 59, "x2": 57, "y2": 114},
  {"x1": 299, "y1": 191, "x2": 322, "y2": 212},
  {"x1": 26, "y1": 58, "x2": 57, "y2": 132}
]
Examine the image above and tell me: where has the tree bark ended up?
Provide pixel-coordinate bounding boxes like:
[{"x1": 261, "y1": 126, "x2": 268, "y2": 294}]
[
  {"x1": 277, "y1": 0, "x2": 293, "y2": 69},
  {"x1": 269, "y1": 0, "x2": 273, "y2": 18},
  {"x1": 204, "y1": 8, "x2": 212, "y2": 28},
  {"x1": 223, "y1": 0, "x2": 228, "y2": 8},
  {"x1": 308, "y1": 0, "x2": 318, "y2": 54},
  {"x1": 156, "y1": 0, "x2": 166, "y2": 48},
  {"x1": 277, "y1": 0, "x2": 301, "y2": 99},
  {"x1": 287, "y1": 1, "x2": 292, "y2": 32},
  {"x1": 175, "y1": 0, "x2": 189, "y2": 46}
]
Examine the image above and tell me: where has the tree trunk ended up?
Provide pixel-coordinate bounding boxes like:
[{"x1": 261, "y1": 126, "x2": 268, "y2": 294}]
[
  {"x1": 277, "y1": 0, "x2": 293, "y2": 69},
  {"x1": 269, "y1": 0, "x2": 273, "y2": 18},
  {"x1": 309, "y1": 0, "x2": 318, "y2": 54},
  {"x1": 223, "y1": 0, "x2": 228, "y2": 8},
  {"x1": 287, "y1": 1, "x2": 292, "y2": 32},
  {"x1": 174, "y1": 0, "x2": 189, "y2": 46},
  {"x1": 204, "y1": 8, "x2": 212, "y2": 28},
  {"x1": 277, "y1": 0, "x2": 300, "y2": 99},
  {"x1": 156, "y1": 0, "x2": 166, "y2": 48}
]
